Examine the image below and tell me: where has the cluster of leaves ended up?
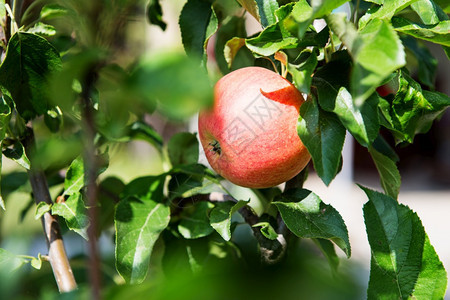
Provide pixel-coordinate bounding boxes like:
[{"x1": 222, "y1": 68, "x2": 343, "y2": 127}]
[{"x1": 0, "y1": 0, "x2": 449, "y2": 298}]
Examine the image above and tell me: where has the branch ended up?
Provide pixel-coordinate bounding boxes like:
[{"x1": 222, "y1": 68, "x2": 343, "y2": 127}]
[{"x1": 24, "y1": 130, "x2": 77, "y2": 293}]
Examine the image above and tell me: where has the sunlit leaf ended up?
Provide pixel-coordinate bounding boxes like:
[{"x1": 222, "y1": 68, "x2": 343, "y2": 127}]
[
  {"x1": 178, "y1": 201, "x2": 215, "y2": 239},
  {"x1": 245, "y1": 22, "x2": 298, "y2": 56},
  {"x1": 253, "y1": 222, "x2": 278, "y2": 240},
  {"x1": 52, "y1": 193, "x2": 89, "y2": 240},
  {"x1": 210, "y1": 200, "x2": 248, "y2": 241},
  {"x1": 63, "y1": 156, "x2": 84, "y2": 196},
  {"x1": 2, "y1": 141, "x2": 30, "y2": 170},
  {"x1": 115, "y1": 176, "x2": 170, "y2": 284},
  {"x1": 411, "y1": 0, "x2": 448, "y2": 25},
  {"x1": 362, "y1": 186, "x2": 447, "y2": 300},
  {"x1": 392, "y1": 17, "x2": 450, "y2": 47},
  {"x1": 274, "y1": 189, "x2": 350, "y2": 257},
  {"x1": 287, "y1": 49, "x2": 318, "y2": 94},
  {"x1": 35, "y1": 202, "x2": 52, "y2": 220}
]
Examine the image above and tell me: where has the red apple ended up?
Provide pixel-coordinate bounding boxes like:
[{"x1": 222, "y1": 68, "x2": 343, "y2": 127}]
[{"x1": 198, "y1": 66, "x2": 310, "y2": 188}]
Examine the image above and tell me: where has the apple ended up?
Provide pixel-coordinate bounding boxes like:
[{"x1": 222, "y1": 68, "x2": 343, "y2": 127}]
[{"x1": 198, "y1": 66, "x2": 310, "y2": 188}]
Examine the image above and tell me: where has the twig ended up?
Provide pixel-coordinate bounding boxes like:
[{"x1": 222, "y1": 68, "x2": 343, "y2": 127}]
[
  {"x1": 81, "y1": 66, "x2": 101, "y2": 300},
  {"x1": 24, "y1": 130, "x2": 77, "y2": 293}
]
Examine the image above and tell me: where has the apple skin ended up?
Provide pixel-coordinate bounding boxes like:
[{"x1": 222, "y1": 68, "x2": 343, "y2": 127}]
[{"x1": 198, "y1": 66, "x2": 311, "y2": 188}]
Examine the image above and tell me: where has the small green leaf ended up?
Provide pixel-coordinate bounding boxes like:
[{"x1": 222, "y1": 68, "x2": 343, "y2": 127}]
[
  {"x1": 411, "y1": 0, "x2": 448, "y2": 25},
  {"x1": 253, "y1": 222, "x2": 278, "y2": 240},
  {"x1": 0, "y1": 94, "x2": 12, "y2": 141},
  {"x1": 210, "y1": 200, "x2": 249, "y2": 241},
  {"x1": 334, "y1": 88, "x2": 380, "y2": 147},
  {"x1": 179, "y1": 0, "x2": 217, "y2": 59},
  {"x1": 313, "y1": 238, "x2": 339, "y2": 273},
  {"x1": 63, "y1": 156, "x2": 84, "y2": 196},
  {"x1": 287, "y1": 49, "x2": 318, "y2": 94},
  {"x1": 126, "y1": 121, "x2": 163, "y2": 152},
  {"x1": 361, "y1": 186, "x2": 447, "y2": 300},
  {"x1": 52, "y1": 193, "x2": 89, "y2": 240},
  {"x1": 401, "y1": 36, "x2": 437, "y2": 87},
  {"x1": 255, "y1": 0, "x2": 279, "y2": 27},
  {"x1": 115, "y1": 176, "x2": 170, "y2": 284},
  {"x1": 168, "y1": 169, "x2": 215, "y2": 201},
  {"x1": 379, "y1": 71, "x2": 450, "y2": 144},
  {"x1": 178, "y1": 201, "x2": 215, "y2": 239},
  {"x1": 2, "y1": 141, "x2": 31, "y2": 170},
  {"x1": 358, "y1": 0, "x2": 417, "y2": 29},
  {"x1": 27, "y1": 22, "x2": 57, "y2": 37},
  {"x1": 392, "y1": 17, "x2": 450, "y2": 47},
  {"x1": 167, "y1": 132, "x2": 199, "y2": 166},
  {"x1": 35, "y1": 202, "x2": 52, "y2": 220},
  {"x1": 245, "y1": 23, "x2": 298, "y2": 56},
  {"x1": 274, "y1": 189, "x2": 350, "y2": 257},
  {"x1": 297, "y1": 98, "x2": 346, "y2": 186},
  {"x1": 30, "y1": 254, "x2": 43, "y2": 270},
  {"x1": 147, "y1": 0, "x2": 167, "y2": 30},
  {"x1": 368, "y1": 146, "x2": 401, "y2": 199},
  {"x1": 0, "y1": 32, "x2": 61, "y2": 121},
  {"x1": 224, "y1": 37, "x2": 246, "y2": 68}
]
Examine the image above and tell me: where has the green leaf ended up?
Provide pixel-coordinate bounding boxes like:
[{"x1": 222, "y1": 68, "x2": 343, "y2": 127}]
[
  {"x1": 297, "y1": 98, "x2": 346, "y2": 186},
  {"x1": 392, "y1": 17, "x2": 450, "y2": 47},
  {"x1": 224, "y1": 37, "x2": 246, "y2": 68},
  {"x1": 253, "y1": 222, "x2": 278, "y2": 240},
  {"x1": 147, "y1": 0, "x2": 167, "y2": 30},
  {"x1": 210, "y1": 200, "x2": 248, "y2": 241},
  {"x1": 291, "y1": 0, "x2": 349, "y2": 37},
  {"x1": 130, "y1": 53, "x2": 213, "y2": 120},
  {"x1": 2, "y1": 141, "x2": 30, "y2": 170},
  {"x1": 115, "y1": 176, "x2": 170, "y2": 284},
  {"x1": 215, "y1": 16, "x2": 247, "y2": 74},
  {"x1": 411, "y1": 0, "x2": 448, "y2": 25},
  {"x1": 0, "y1": 248, "x2": 26, "y2": 272},
  {"x1": 333, "y1": 88, "x2": 380, "y2": 147},
  {"x1": 245, "y1": 22, "x2": 298, "y2": 56},
  {"x1": 52, "y1": 193, "x2": 89, "y2": 240},
  {"x1": 126, "y1": 121, "x2": 163, "y2": 152},
  {"x1": 30, "y1": 254, "x2": 43, "y2": 270},
  {"x1": 255, "y1": 0, "x2": 279, "y2": 27},
  {"x1": 411, "y1": 235, "x2": 448, "y2": 299},
  {"x1": 63, "y1": 156, "x2": 84, "y2": 196},
  {"x1": 0, "y1": 154, "x2": 3, "y2": 211},
  {"x1": 368, "y1": 146, "x2": 401, "y2": 199},
  {"x1": 274, "y1": 189, "x2": 350, "y2": 257},
  {"x1": 361, "y1": 186, "x2": 447, "y2": 300},
  {"x1": 379, "y1": 71, "x2": 450, "y2": 144},
  {"x1": 27, "y1": 22, "x2": 57, "y2": 37},
  {"x1": 168, "y1": 165, "x2": 216, "y2": 201},
  {"x1": 287, "y1": 49, "x2": 318, "y2": 94},
  {"x1": 358, "y1": 0, "x2": 417, "y2": 29},
  {"x1": 0, "y1": 0, "x2": 4, "y2": 19},
  {"x1": 401, "y1": 36, "x2": 437, "y2": 87},
  {"x1": 0, "y1": 94, "x2": 11, "y2": 141},
  {"x1": 167, "y1": 132, "x2": 199, "y2": 166},
  {"x1": 178, "y1": 201, "x2": 215, "y2": 239},
  {"x1": 179, "y1": 0, "x2": 217, "y2": 59},
  {"x1": 35, "y1": 202, "x2": 52, "y2": 220},
  {"x1": 0, "y1": 32, "x2": 61, "y2": 121}
]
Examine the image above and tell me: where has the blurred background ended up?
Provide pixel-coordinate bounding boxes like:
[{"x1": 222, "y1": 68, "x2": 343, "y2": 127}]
[{"x1": 0, "y1": 0, "x2": 449, "y2": 298}]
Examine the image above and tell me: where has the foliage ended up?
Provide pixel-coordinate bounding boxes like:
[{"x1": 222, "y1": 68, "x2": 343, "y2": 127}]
[{"x1": 0, "y1": 0, "x2": 448, "y2": 298}]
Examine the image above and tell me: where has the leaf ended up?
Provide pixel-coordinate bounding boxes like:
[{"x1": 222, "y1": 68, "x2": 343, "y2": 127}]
[
  {"x1": 63, "y1": 156, "x2": 84, "y2": 196},
  {"x1": 147, "y1": 0, "x2": 167, "y2": 30},
  {"x1": 326, "y1": 15, "x2": 406, "y2": 106},
  {"x1": 255, "y1": 0, "x2": 279, "y2": 27},
  {"x1": 0, "y1": 32, "x2": 61, "y2": 121},
  {"x1": 27, "y1": 22, "x2": 56, "y2": 37},
  {"x1": 129, "y1": 53, "x2": 213, "y2": 120},
  {"x1": 253, "y1": 222, "x2": 278, "y2": 240},
  {"x1": 115, "y1": 176, "x2": 170, "y2": 284},
  {"x1": 30, "y1": 254, "x2": 43, "y2": 270},
  {"x1": 0, "y1": 248, "x2": 26, "y2": 272},
  {"x1": 291, "y1": 0, "x2": 349, "y2": 38},
  {"x1": 333, "y1": 88, "x2": 380, "y2": 147},
  {"x1": 358, "y1": 0, "x2": 417, "y2": 29},
  {"x1": 368, "y1": 146, "x2": 401, "y2": 199},
  {"x1": 179, "y1": 0, "x2": 217, "y2": 59},
  {"x1": 178, "y1": 201, "x2": 215, "y2": 239},
  {"x1": 52, "y1": 193, "x2": 89, "y2": 240},
  {"x1": 168, "y1": 169, "x2": 215, "y2": 201},
  {"x1": 35, "y1": 202, "x2": 52, "y2": 220},
  {"x1": 401, "y1": 36, "x2": 437, "y2": 87},
  {"x1": 245, "y1": 22, "x2": 298, "y2": 56},
  {"x1": 297, "y1": 98, "x2": 346, "y2": 186},
  {"x1": 0, "y1": 94, "x2": 11, "y2": 141},
  {"x1": 411, "y1": 0, "x2": 448, "y2": 25},
  {"x1": 210, "y1": 200, "x2": 248, "y2": 241},
  {"x1": 2, "y1": 141, "x2": 31, "y2": 170},
  {"x1": 287, "y1": 49, "x2": 318, "y2": 94},
  {"x1": 274, "y1": 189, "x2": 350, "y2": 257},
  {"x1": 379, "y1": 71, "x2": 450, "y2": 144},
  {"x1": 361, "y1": 186, "x2": 447, "y2": 300},
  {"x1": 392, "y1": 17, "x2": 450, "y2": 47},
  {"x1": 167, "y1": 132, "x2": 199, "y2": 166},
  {"x1": 224, "y1": 37, "x2": 246, "y2": 68}
]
